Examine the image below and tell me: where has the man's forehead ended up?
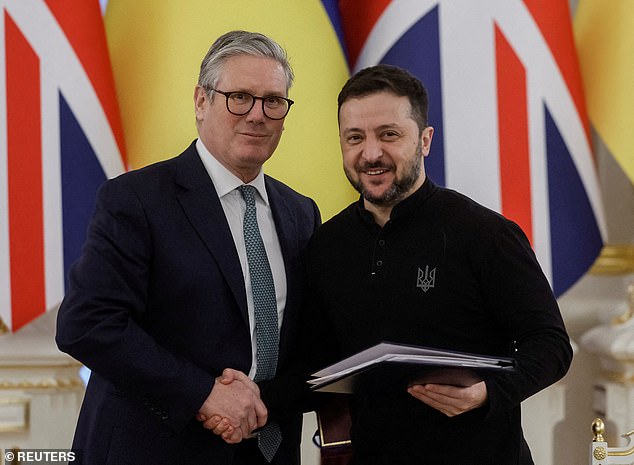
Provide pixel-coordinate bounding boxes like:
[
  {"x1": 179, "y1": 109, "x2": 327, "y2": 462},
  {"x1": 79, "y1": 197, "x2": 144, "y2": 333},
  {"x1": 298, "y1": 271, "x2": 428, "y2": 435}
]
[
  {"x1": 216, "y1": 55, "x2": 286, "y2": 91},
  {"x1": 341, "y1": 92, "x2": 409, "y2": 113},
  {"x1": 340, "y1": 122, "x2": 404, "y2": 134},
  {"x1": 339, "y1": 94, "x2": 412, "y2": 130}
]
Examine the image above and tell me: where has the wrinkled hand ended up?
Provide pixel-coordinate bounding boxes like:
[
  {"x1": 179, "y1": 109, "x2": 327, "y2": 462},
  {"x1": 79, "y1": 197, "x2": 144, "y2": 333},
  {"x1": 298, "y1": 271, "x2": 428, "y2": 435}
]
[
  {"x1": 197, "y1": 368, "x2": 267, "y2": 443},
  {"x1": 407, "y1": 381, "x2": 487, "y2": 417}
]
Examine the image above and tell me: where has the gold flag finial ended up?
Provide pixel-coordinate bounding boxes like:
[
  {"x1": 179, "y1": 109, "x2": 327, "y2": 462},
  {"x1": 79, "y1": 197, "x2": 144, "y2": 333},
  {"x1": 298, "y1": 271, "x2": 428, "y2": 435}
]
[{"x1": 592, "y1": 418, "x2": 606, "y2": 442}]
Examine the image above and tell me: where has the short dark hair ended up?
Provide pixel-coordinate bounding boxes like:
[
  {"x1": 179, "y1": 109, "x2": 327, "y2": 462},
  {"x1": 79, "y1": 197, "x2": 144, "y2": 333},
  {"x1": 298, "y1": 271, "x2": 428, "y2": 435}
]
[{"x1": 337, "y1": 64, "x2": 429, "y2": 131}]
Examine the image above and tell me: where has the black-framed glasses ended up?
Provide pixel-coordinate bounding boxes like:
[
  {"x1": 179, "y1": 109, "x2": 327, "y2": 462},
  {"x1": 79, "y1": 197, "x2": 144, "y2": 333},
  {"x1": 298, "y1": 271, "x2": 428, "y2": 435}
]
[{"x1": 210, "y1": 88, "x2": 294, "y2": 120}]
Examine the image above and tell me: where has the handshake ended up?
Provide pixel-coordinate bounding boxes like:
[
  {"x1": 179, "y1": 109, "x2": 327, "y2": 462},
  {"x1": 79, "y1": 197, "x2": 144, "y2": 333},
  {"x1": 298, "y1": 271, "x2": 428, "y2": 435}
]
[{"x1": 196, "y1": 368, "x2": 267, "y2": 443}]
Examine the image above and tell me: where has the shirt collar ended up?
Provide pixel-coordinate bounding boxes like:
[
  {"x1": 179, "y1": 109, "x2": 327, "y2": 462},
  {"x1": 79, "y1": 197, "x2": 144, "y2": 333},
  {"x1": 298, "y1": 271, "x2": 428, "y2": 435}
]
[
  {"x1": 390, "y1": 177, "x2": 437, "y2": 220},
  {"x1": 196, "y1": 138, "x2": 269, "y2": 205},
  {"x1": 355, "y1": 177, "x2": 438, "y2": 227}
]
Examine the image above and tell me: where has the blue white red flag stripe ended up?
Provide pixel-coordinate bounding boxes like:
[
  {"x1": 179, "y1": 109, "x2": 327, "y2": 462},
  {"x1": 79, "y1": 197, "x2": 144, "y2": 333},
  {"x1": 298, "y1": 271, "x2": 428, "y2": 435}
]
[
  {"x1": 0, "y1": 0, "x2": 125, "y2": 332},
  {"x1": 496, "y1": 26, "x2": 532, "y2": 243},
  {"x1": 6, "y1": 13, "x2": 46, "y2": 330},
  {"x1": 330, "y1": 0, "x2": 606, "y2": 296}
]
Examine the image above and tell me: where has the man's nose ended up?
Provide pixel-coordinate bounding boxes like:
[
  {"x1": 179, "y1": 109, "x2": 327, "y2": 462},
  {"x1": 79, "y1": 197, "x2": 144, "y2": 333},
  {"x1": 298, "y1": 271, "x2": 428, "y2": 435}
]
[
  {"x1": 362, "y1": 138, "x2": 383, "y2": 162},
  {"x1": 245, "y1": 99, "x2": 266, "y2": 122}
]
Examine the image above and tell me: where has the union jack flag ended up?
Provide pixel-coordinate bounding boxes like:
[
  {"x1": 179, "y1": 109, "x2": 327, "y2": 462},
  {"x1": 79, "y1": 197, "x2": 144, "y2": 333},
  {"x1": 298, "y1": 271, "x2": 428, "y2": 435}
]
[
  {"x1": 323, "y1": 0, "x2": 606, "y2": 297},
  {"x1": 0, "y1": 0, "x2": 125, "y2": 332}
]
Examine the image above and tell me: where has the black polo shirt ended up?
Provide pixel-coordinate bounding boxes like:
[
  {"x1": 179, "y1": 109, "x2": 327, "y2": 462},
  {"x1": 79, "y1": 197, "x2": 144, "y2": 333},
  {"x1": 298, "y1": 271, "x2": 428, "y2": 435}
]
[{"x1": 303, "y1": 178, "x2": 572, "y2": 464}]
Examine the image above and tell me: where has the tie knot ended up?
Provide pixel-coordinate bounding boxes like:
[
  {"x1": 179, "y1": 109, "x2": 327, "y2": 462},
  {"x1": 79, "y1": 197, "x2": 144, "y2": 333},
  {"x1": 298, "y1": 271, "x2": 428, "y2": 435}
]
[{"x1": 239, "y1": 185, "x2": 257, "y2": 207}]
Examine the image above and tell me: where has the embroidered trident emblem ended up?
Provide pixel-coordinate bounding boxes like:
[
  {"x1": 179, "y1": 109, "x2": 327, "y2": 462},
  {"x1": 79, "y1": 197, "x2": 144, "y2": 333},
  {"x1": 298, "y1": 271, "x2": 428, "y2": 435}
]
[{"x1": 416, "y1": 265, "x2": 436, "y2": 292}]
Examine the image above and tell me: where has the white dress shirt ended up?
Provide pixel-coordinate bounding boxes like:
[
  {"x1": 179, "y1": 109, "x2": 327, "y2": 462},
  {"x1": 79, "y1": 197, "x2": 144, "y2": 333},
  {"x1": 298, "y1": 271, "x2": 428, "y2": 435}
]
[{"x1": 196, "y1": 139, "x2": 287, "y2": 379}]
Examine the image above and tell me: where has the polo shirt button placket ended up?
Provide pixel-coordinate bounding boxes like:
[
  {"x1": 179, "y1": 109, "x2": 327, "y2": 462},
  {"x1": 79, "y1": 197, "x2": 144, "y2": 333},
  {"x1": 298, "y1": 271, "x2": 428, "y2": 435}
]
[{"x1": 371, "y1": 235, "x2": 386, "y2": 278}]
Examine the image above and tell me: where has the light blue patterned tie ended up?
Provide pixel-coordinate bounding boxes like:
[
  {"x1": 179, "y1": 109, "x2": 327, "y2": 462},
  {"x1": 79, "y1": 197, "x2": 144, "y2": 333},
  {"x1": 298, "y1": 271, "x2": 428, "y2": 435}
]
[{"x1": 239, "y1": 185, "x2": 282, "y2": 462}]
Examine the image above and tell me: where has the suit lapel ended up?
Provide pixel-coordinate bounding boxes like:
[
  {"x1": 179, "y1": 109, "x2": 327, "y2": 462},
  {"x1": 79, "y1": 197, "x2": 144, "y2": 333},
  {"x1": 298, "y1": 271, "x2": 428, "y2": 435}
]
[
  {"x1": 174, "y1": 143, "x2": 249, "y2": 326},
  {"x1": 171, "y1": 145, "x2": 303, "y2": 362},
  {"x1": 265, "y1": 177, "x2": 300, "y2": 362}
]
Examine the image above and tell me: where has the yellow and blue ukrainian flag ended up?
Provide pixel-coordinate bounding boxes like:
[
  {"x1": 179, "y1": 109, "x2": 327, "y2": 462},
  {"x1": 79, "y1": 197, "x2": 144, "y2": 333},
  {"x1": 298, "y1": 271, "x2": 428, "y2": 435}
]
[{"x1": 104, "y1": 0, "x2": 356, "y2": 221}]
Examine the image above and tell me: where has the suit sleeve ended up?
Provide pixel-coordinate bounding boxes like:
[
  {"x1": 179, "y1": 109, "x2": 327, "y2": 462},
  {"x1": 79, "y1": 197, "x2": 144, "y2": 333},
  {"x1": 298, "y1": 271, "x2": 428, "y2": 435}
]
[{"x1": 56, "y1": 179, "x2": 214, "y2": 433}]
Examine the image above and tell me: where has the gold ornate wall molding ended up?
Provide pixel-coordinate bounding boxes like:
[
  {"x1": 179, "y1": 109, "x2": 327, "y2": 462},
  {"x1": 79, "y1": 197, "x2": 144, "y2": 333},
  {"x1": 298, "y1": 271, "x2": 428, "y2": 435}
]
[
  {"x1": 0, "y1": 310, "x2": 85, "y2": 447},
  {"x1": 0, "y1": 376, "x2": 83, "y2": 390},
  {"x1": 590, "y1": 245, "x2": 634, "y2": 275},
  {"x1": 0, "y1": 397, "x2": 30, "y2": 433},
  {"x1": 0, "y1": 359, "x2": 84, "y2": 390}
]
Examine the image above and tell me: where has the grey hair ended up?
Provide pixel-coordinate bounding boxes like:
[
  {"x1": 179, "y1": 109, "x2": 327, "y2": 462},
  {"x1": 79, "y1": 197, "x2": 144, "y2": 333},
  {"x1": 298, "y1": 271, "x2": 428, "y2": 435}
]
[{"x1": 198, "y1": 30, "x2": 294, "y2": 93}]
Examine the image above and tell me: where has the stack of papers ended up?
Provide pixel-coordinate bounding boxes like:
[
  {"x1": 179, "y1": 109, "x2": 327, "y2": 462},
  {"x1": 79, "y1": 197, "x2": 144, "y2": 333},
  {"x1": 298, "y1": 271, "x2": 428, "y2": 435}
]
[{"x1": 308, "y1": 342, "x2": 515, "y2": 394}]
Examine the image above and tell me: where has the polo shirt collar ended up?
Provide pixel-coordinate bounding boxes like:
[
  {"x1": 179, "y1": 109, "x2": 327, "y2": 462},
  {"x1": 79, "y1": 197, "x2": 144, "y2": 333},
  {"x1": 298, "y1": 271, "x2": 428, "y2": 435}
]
[{"x1": 355, "y1": 177, "x2": 437, "y2": 227}]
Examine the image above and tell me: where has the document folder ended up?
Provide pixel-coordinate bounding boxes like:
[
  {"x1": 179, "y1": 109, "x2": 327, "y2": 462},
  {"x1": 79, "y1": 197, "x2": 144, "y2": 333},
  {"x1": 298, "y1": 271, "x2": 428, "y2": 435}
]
[{"x1": 308, "y1": 342, "x2": 515, "y2": 394}]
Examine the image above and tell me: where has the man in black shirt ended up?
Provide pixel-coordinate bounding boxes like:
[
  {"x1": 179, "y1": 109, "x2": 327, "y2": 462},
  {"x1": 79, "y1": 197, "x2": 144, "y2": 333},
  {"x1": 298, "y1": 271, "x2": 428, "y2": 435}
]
[{"x1": 303, "y1": 65, "x2": 573, "y2": 464}]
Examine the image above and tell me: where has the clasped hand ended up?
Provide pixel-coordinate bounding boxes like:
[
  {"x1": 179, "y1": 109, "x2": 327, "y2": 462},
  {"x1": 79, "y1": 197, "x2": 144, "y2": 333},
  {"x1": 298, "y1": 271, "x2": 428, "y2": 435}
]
[
  {"x1": 197, "y1": 368, "x2": 267, "y2": 443},
  {"x1": 407, "y1": 380, "x2": 487, "y2": 417}
]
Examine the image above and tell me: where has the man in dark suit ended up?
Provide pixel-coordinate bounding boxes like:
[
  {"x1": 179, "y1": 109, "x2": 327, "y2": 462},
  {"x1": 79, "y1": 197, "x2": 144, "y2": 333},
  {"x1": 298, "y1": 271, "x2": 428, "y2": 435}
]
[{"x1": 56, "y1": 30, "x2": 320, "y2": 465}]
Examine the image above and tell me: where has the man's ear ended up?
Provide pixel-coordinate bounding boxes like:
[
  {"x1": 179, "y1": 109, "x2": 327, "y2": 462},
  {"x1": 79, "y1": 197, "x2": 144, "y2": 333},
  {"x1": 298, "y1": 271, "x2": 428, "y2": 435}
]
[
  {"x1": 194, "y1": 85, "x2": 207, "y2": 121},
  {"x1": 421, "y1": 126, "x2": 434, "y2": 157}
]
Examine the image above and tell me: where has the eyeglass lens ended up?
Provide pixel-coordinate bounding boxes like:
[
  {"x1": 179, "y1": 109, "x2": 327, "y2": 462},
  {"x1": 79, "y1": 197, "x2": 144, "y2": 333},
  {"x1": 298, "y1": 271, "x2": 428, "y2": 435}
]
[{"x1": 225, "y1": 92, "x2": 290, "y2": 119}]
